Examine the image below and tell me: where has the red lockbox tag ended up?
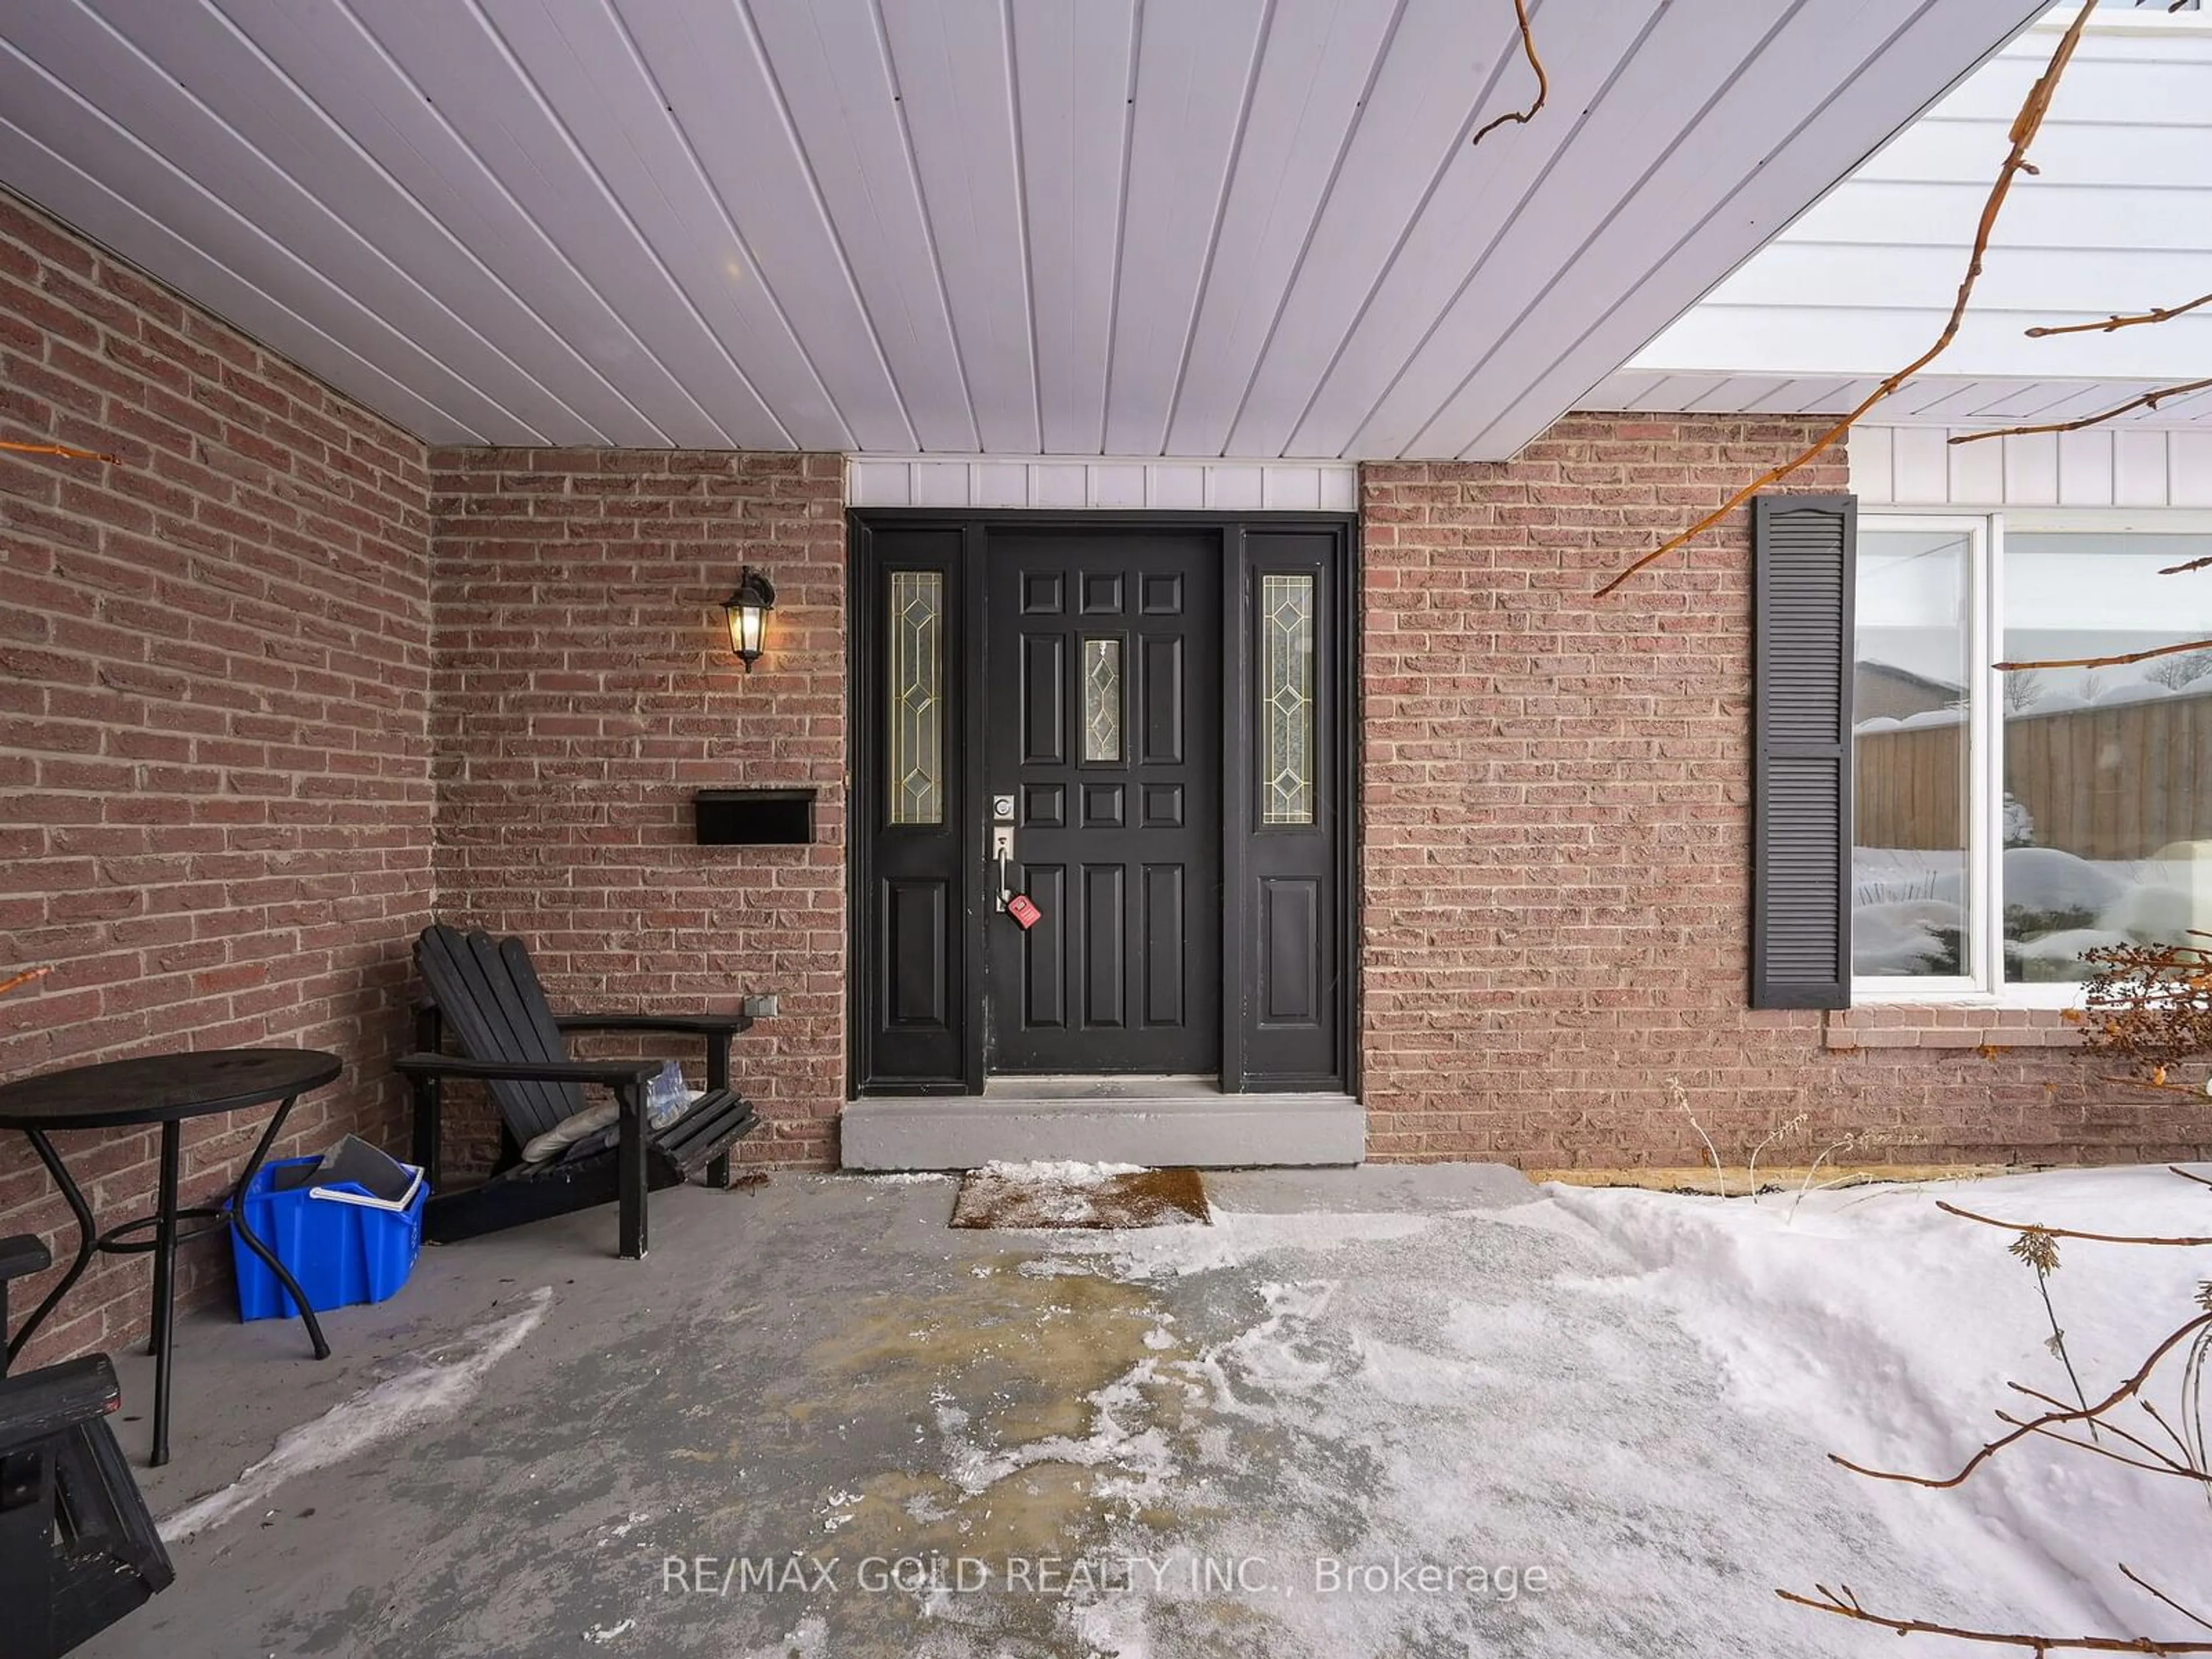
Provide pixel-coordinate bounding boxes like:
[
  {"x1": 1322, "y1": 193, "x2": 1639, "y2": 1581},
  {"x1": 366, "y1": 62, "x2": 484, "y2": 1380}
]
[{"x1": 1007, "y1": 894, "x2": 1041, "y2": 929}]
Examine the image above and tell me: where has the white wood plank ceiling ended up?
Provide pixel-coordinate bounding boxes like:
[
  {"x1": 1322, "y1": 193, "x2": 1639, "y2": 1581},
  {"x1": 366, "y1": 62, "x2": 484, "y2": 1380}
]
[
  {"x1": 1596, "y1": 10, "x2": 2212, "y2": 431},
  {"x1": 0, "y1": 0, "x2": 2044, "y2": 459}
]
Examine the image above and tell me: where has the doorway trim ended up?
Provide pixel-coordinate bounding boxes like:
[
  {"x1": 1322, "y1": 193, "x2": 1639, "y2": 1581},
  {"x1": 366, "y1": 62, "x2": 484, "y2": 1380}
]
[{"x1": 847, "y1": 509, "x2": 1359, "y2": 1100}]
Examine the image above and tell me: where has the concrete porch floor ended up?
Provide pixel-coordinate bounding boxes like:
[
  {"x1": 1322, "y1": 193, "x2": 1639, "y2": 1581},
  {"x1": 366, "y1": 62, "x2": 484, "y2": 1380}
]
[
  {"x1": 71, "y1": 1162, "x2": 1978, "y2": 1658},
  {"x1": 81, "y1": 1166, "x2": 1531, "y2": 1657}
]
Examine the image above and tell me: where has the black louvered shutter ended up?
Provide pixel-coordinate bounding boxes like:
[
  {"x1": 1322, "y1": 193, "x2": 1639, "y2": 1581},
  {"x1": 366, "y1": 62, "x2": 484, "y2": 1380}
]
[{"x1": 1752, "y1": 494, "x2": 1855, "y2": 1009}]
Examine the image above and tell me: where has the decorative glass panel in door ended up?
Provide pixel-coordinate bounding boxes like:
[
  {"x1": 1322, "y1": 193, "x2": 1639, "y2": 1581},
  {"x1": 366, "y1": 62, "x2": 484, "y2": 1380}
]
[
  {"x1": 1262, "y1": 574, "x2": 1315, "y2": 825},
  {"x1": 888, "y1": 570, "x2": 942, "y2": 825}
]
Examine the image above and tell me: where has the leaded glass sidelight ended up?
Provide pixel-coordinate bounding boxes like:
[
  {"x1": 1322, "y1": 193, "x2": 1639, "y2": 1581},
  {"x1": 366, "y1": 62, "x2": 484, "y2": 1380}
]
[
  {"x1": 1262, "y1": 574, "x2": 1315, "y2": 824},
  {"x1": 1083, "y1": 638, "x2": 1123, "y2": 762},
  {"x1": 888, "y1": 571, "x2": 943, "y2": 824}
]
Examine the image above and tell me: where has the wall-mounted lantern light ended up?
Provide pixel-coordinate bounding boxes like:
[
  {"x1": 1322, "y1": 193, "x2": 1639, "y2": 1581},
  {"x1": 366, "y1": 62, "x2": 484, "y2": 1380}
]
[{"x1": 722, "y1": 567, "x2": 777, "y2": 672}]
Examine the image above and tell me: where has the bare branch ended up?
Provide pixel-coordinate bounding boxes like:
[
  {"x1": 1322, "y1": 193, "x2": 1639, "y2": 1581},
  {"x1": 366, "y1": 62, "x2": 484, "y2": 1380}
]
[
  {"x1": 2026, "y1": 290, "x2": 2212, "y2": 338},
  {"x1": 2168, "y1": 1167, "x2": 2212, "y2": 1192},
  {"x1": 2006, "y1": 1379, "x2": 2200, "y2": 1471},
  {"x1": 1950, "y1": 377, "x2": 2212, "y2": 445},
  {"x1": 1, "y1": 437, "x2": 118, "y2": 464},
  {"x1": 1831, "y1": 1313, "x2": 2212, "y2": 1489},
  {"x1": 2123, "y1": 1566, "x2": 2212, "y2": 1637},
  {"x1": 1938, "y1": 1202, "x2": 2212, "y2": 1247},
  {"x1": 1468, "y1": 0, "x2": 1548, "y2": 149},
  {"x1": 2002, "y1": 1416, "x2": 2205, "y2": 1481},
  {"x1": 1996, "y1": 637, "x2": 2212, "y2": 674},
  {"x1": 1779, "y1": 1584, "x2": 2212, "y2": 1653},
  {"x1": 0, "y1": 965, "x2": 51, "y2": 999},
  {"x1": 2160, "y1": 554, "x2": 2212, "y2": 577},
  {"x1": 1594, "y1": 0, "x2": 2095, "y2": 599}
]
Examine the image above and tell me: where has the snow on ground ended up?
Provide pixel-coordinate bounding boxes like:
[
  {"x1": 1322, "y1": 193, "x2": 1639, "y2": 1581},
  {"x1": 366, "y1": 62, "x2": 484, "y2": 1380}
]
[
  {"x1": 978, "y1": 1160, "x2": 1148, "y2": 1184},
  {"x1": 938, "y1": 1169, "x2": 2212, "y2": 1656},
  {"x1": 161, "y1": 1286, "x2": 554, "y2": 1543},
  {"x1": 1539, "y1": 1166, "x2": 2212, "y2": 1644}
]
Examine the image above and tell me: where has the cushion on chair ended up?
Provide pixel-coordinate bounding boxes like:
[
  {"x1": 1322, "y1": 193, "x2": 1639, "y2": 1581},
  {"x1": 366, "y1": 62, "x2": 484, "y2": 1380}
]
[{"x1": 520, "y1": 1101, "x2": 619, "y2": 1165}]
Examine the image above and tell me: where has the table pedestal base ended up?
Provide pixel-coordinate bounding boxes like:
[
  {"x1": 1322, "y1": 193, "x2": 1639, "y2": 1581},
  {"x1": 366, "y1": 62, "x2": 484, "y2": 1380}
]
[{"x1": 4, "y1": 1095, "x2": 332, "y2": 1466}]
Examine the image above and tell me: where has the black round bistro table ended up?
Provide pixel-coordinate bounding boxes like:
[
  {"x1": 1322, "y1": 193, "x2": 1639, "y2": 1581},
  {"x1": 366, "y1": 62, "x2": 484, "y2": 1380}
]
[{"x1": 0, "y1": 1047, "x2": 342, "y2": 1465}]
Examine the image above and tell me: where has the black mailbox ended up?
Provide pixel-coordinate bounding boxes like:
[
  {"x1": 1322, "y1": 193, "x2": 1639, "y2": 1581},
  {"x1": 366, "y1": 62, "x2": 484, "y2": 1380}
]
[{"x1": 693, "y1": 789, "x2": 815, "y2": 846}]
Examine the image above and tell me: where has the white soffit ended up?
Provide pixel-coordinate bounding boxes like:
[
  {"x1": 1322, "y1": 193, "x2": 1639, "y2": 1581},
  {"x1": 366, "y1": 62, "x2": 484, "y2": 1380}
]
[
  {"x1": 0, "y1": 0, "x2": 2042, "y2": 459},
  {"x1": 1582, "y1": 368, "x2": 2212, "y2": 431},
  {"x1": 1608, "y1": 10, "x2": 2212, "y2": 431}
]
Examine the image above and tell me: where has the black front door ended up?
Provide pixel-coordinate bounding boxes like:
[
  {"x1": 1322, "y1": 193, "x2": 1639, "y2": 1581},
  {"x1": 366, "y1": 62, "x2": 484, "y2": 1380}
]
[
  {"x1": 984, "y1": 532, "x2": 1221, "y2": 1073},
  {"x1": 849, "y1": 512, "x2": 1353, "y2": 1098}
]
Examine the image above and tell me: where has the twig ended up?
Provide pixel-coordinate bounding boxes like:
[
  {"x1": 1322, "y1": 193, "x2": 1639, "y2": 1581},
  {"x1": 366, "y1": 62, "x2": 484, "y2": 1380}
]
[
  {"x1": 2005, "y1": 1381, "x2": 2192, "y2": 1471},
  {"x1": 2020, "y1": 1237, "x2": 2099, "y2": 1440},
  {"x1": 1997, "y1": 638, "x2": 2212, "y2": 674},
  {"x1": 2135, "y1": 1395, "x2": 2202, "y2": 1471},
  {"x1": 1788, "y1": 1132, "x2": 1865, "y2": 1222},
  {"x1": 2122, "y1": 1565, "x2": 2212, "y2": 1636},
  {"x1": 1950, "y1": 377, "x2": 2212, "y2": 444},
  {"x1": 0, "y1": 965, "x2": 51, "y2": 999},
  {"x1": 1, "y1": 437, "x2": 118, "y2": 464},
  {"x1": 1668, "y1": 1075, "x2": 1728, "y2": 1196},
  {"x1": 2026, "y1": 289, "x2": 2212, "y2": 338},
  {"x1": 1831, "y1": 1313, "x2": 2212, "y2": 1488},
  {"x1": 1594, "y1": 0, "x2": 2094, "y2": 599},
  {"x1": 2011, "y1": 1426, "x2": 2203, "y2": 1481},
  {"x1": 1939, "y1": 1202, "x2": 2212, "y2": 1247},
  {"x1": 1468, "y1": 0, "x2": 1547, "y2": 149},
  {"x1": 2010, "y1": 1380, "x2": 2186, "y2": 1464},
  {"x1": 1747, "y1": 1112, "x2": 1806, "y2": 1202},
  {"x1": 2161, "y1": 554, "x2": 2212, "y2": 577},
  {"x1": 1779, "y1": 1584, "x2": 2212, "y2": 1652}
]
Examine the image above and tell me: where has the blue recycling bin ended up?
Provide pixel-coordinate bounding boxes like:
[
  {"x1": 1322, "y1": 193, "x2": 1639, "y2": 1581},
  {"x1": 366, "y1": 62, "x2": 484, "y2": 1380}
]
[{"x1": 232, "y1": 1154, "x2": 427, "y2": 1321}]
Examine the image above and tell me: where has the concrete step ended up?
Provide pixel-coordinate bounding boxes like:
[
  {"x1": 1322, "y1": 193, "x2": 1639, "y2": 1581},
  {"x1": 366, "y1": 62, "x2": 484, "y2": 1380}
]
[{"x1": 839, "y1": 1082, "x2": 1363, "y2": 1171}]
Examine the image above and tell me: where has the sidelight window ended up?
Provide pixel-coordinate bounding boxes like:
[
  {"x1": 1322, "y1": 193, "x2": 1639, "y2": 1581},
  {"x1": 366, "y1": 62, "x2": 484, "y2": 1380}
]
[
  {"x1": 1261, "y1": 574, "x2": 1316, "y2": 825},
  {"x1": 888, "y1": 570, "x2": 943, "y2": 825}
]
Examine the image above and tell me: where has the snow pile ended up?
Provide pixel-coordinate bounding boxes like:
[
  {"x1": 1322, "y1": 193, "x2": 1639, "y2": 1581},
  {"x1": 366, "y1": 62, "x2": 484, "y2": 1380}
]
[{"x1": 1540, "y1": 1168, "x2": 2212, "y2": 1644}]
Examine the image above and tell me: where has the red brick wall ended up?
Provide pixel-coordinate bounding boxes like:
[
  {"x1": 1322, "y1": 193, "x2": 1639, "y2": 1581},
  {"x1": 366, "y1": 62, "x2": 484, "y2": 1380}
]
[
  {"x1": 1359, "y1": 415, "x2": 2212, "y2": 1173},
  {"x1": 0, "y1": 191, "x2": 433, "y2": 1365},
  {"x1": 428, "y1": 449, "x2": 845, "y2": 1169}
]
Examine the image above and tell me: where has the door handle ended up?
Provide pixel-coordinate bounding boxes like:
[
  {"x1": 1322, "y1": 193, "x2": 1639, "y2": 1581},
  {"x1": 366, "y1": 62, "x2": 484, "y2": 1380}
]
[{"x1": 991, "y1": 824, "x2": 1016, "y2": 912}]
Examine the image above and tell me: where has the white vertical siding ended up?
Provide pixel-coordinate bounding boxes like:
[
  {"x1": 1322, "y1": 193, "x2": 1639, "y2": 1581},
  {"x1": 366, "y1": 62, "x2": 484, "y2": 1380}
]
[
  {"x1": 846, "y1": 457, "x2": 1357, "y2": 513},
  {"x1": 1857, "y1": 425, "x2": 2212, "y2": 506}
]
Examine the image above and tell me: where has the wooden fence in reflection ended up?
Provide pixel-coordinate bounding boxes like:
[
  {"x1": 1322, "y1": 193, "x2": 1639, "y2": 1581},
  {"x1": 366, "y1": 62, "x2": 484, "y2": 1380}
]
[{"x1": 1855, "y1": 693, "x2": 2212, "y2": 858}]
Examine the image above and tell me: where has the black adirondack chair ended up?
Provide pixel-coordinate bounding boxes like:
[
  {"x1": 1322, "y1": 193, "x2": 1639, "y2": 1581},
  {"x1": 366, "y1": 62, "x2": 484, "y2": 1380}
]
[
  {"x1": 394, "y1": 925, "x2": 761, "y2": 1258},
  {"x1": 1, "y1": 1236, "x2": 176, "y2": 1658}
]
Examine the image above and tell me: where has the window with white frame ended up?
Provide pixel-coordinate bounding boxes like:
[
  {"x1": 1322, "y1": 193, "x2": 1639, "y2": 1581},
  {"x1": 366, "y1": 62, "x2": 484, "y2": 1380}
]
[{"x1": 1852, "y1": 514, "x2": 2212, "y2": 1001}]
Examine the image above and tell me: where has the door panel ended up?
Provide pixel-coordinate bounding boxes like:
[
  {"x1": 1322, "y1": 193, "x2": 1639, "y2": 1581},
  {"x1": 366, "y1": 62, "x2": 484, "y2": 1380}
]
[
  {"x1": 1259, "y1": 876, "x2": 1320, "y2": 1024},
  {"x1": 986, "y1": 532, "x2": 1222, "y2": 1074},
  {"x1": 1230, "y1": 531, "x2": 1346, "y2": 1086},
  {"x1": 853, "y1": 525, "x2": 968, "y2": 1087},
  {"x1": 883, "y1": 878, "x2": 949, "y2": 1027}
]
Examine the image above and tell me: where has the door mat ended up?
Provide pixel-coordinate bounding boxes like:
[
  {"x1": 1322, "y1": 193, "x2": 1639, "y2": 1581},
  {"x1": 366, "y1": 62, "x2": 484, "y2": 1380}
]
[{"x1": 950, "y1": 1162, "x2": 1210, "y2": 1230}]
